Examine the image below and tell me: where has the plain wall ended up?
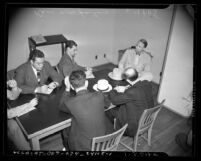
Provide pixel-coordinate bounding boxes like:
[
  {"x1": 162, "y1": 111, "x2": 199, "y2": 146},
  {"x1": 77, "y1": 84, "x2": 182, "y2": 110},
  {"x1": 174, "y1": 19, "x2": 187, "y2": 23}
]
[
  {"x1": 7, "y1": 6, "x2": 174, "y2": 83},
  {"x1": 158, "y1": 5, "x2": 193, "y2": 117}
]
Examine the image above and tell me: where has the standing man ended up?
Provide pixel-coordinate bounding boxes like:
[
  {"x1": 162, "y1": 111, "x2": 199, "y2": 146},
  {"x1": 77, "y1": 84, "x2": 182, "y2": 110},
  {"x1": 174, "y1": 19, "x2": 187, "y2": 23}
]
[
  {"x1": 118, "y1": 39, "x2": 153, "y2": 81},
  {"x1": 15, "y1": 49, "x2": 61, "y2": 94},
  {"x1": 59, "y1": 70, "x2": 113, "y2": 151},
  {"x1": 106, "y1": 67, "x2": 154, "y2": 137},
  {"x1": 57, "y1": 40, "x2": 92, "y2": 80}
]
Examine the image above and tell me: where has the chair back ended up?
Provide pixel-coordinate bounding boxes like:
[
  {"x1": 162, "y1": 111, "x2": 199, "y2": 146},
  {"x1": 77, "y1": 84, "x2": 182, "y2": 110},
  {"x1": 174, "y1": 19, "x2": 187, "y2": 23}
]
[
  {"x1": 137, "y1": 100, "x2": 165, "y2": 134},
  {"x1": 91, "y1": 123, "x2": 128, "y2": 151}
]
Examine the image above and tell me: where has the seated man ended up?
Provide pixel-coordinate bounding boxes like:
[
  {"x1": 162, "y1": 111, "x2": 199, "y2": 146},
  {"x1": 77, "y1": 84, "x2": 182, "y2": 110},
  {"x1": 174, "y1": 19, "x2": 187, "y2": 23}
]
[
  {"x1": 59, "y1": 70, "x2": 113, "y2": 151},
  {"x1": 106, "y1": 67, "x2": 154, "y2": 137},
  {"x1": 7, "y1": 79, "x2": 38, "y2": 150},
  {"x1": 118, "y1": 39, "x2": 153, "y2": 81},
  {"x1": 57, "y1": 40, "x2": 92, "y2": 79},
  {"x1": 15, "y1": 49, "x2": 62, "y2": 94}
]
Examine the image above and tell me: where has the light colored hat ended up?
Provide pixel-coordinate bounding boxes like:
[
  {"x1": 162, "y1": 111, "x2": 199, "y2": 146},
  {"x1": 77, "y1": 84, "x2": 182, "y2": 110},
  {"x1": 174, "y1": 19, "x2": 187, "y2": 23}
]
[
  {"x1": 93, "y1": 79, "x2": 112, "y2": 92},
  {"x1": 108, "y1": 68, "x2": 123, "y2": 80}
]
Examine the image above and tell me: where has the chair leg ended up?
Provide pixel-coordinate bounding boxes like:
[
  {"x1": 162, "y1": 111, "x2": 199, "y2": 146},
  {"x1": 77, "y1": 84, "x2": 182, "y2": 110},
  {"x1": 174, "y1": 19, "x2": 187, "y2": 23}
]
[
  {"x1": 134, "y1": 135, "x2": 138, "y2": 152},
  {"x1": 114, "y1": 118, "x2": 116, "y2": 130},
  {"x1": 147, "y1": 128, "x2": 152, "y2": 146}
]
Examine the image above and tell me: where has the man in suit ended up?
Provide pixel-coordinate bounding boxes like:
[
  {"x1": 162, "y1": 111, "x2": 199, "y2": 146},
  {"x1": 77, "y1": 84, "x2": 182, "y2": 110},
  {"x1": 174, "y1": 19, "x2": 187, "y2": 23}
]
[
  {"x1": 15, "y1": 49, "x2": 61, "y2": 94},
  {"x1": 106, "y1": 67, "x2": 154, "y2": 137},
  {"x1": 118, "y1": 39, "x2": 153, "y2": 81},
  {"x1": 57, "y1": 40, "x2": 92, "y2": 80},
  {"x1": 59, "y1": 70, "x2": 113, "y2": 151},
  {"x1": 7, "y1": 79, "x2": 38, "y2": 150}
]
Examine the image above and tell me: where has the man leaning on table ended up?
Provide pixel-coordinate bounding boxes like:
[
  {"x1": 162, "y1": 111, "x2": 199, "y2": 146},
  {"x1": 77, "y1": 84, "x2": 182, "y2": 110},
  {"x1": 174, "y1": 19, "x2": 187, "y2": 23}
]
[
  {"x1": 15, "y1": 49, "x2": 61, "y2": 94},
  {"x1": 57, "y1": 40, "x2": 92, "y2": 79},
  {"x1": 7, "y1": 79, "x2": 38, "y2": 150},
  {"x1": 106, "y1": 67, "x2": 154, "y2": 137},
  {"x1": 59, "y1": 70, "x2": 113, "y2": 151}
]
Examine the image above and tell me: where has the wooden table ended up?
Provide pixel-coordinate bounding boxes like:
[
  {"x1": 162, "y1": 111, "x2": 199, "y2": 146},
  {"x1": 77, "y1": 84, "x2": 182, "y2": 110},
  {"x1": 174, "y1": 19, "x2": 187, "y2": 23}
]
[{"x1": 8, "y1": 65, "x2": 128, "y2": 150}]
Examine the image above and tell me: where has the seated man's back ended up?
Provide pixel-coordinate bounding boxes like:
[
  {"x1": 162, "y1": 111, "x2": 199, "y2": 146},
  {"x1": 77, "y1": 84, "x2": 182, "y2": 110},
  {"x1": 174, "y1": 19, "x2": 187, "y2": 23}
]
[{"x1": 60, "y1": 70, "x2": 113, "y2": 151}]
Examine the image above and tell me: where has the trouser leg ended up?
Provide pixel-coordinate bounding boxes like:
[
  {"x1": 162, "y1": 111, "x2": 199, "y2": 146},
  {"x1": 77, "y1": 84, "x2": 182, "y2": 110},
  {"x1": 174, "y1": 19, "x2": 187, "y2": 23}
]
[
  {"x1": 7, "y1": 119, "x2": 31, "y2": 150},
  {"x1": 61, "y1": 127, "x2": 70, "y2": 150}
]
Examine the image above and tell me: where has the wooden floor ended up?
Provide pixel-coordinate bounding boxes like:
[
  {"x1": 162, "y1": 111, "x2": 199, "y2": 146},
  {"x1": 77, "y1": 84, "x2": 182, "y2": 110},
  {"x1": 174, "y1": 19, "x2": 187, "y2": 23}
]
[{"x1": 39, "y1": 63, "x2": 193, "y2": 156}]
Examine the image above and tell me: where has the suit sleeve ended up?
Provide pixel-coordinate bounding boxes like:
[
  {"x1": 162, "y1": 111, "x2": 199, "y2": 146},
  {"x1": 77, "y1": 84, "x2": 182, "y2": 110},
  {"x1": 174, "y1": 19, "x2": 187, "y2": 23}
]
[
  {"x1": 59, "y1": 91, "x2": 71, "y2": 114},
  {"x1": 142, "y1": 53, "x2": 151, "y2": 72},
  {"x1": 108, "y1": 89, "x2": 137, "y2": 105},
  {"x1": 62, "y1": 58, "x2": 74, "y2": 77},
  {"x1": 46, "y1": 62, "x2": 62, "y2": 86},
  {"x1": 62, "y1": 59, "x2": 85, "y2": 77},
  {"x1": 118, "y1": 49, "x2": 129, "y2": 70},
  {"x1": 15, "y1": 67, "x2": 36, "y2": 94},
  {"x1": 103, "y1": 94, "x2": 111, "y2": 109}
]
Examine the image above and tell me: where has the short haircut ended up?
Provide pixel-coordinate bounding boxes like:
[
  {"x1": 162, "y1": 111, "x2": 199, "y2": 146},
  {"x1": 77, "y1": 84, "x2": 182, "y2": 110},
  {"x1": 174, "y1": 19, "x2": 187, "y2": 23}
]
[
  {"x1": 139, "y1": 39, "x2": 148, "y2": 48},
  {"x1": 65, "y1": 40, "x2": 77, "y2": 50},
  {"x1": 69, "y1": 70, "x2": 86, "y2": 89},
  {"x1": 122, "y1": 67, "x2": 138, "y2": 82},
  {"x1": 28, "y1": 49, "x2": 44, "y2": 61}
]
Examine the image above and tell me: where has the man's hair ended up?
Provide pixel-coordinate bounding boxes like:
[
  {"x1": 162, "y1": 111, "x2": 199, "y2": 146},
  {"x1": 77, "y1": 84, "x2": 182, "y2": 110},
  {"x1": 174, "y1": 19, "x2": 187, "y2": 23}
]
[
  {"x1": 69, "y1": 70, "x2": 86, "y2": 89},
  {"x1": 122, "y1": 67, "x2": 138, "y2": 82},
  {"x1": 65, "y1": 40, "x2": 77, "y2": 50},
  {"x1": 28, "y1": 49, "x2": 44, "y2": 61},
  {"x1": 139, "y1": 39, "x2": 148, "y2": 48}
]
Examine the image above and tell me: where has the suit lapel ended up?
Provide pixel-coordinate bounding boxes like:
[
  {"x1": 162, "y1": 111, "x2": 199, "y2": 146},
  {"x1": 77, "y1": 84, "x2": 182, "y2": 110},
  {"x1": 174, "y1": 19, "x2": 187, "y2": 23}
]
[{"x1": 27, "y1": 62, "x2": 38, "y2": 84}]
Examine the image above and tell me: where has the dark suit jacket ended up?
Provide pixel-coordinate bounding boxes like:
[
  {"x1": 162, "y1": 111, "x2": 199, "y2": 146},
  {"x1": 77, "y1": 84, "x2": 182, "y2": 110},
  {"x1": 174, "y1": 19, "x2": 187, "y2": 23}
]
[
  {"x1": 15, "y1": 61, "x2": 61, "y2": 94},
  {"x1": 57, "y1": 54, "x2": 85, "y2": 79},
  {"x1": 108, "y1": 80, "x2": 154, "y2": 137},
  {"x1": 59, "y1": 90, "x2": 114, "y2": 151}
]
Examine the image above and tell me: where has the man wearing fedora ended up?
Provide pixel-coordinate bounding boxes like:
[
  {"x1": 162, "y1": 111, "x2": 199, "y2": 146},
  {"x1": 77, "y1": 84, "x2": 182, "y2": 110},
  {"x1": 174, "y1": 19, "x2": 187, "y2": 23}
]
[
  {"x1": 106, "y1": 67, "x2": 154, "y2": 137},
  {"x1": 59, "y1": 70, "x2": 113, "y2": 151}
]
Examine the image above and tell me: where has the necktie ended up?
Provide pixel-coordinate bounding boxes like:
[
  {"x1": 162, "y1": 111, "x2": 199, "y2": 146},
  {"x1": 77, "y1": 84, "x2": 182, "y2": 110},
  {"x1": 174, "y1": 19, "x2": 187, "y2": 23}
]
[{"x1": 36, "y1": 70, "x2": 41, "y2": 85}]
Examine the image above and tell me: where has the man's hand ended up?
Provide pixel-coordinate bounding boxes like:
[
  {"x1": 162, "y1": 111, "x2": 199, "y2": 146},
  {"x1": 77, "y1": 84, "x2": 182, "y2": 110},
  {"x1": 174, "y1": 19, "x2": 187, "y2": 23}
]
[
  {"x1": 48, "y1": 82, "x2": 58, "y2": 89},
  {"x1": 7, "y1": 79, "x2": 17, "y2": 88}
]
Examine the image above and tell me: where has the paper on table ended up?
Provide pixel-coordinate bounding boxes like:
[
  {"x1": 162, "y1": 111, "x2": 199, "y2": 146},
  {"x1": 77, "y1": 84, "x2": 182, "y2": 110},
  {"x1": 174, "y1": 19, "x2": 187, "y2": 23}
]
[
  {"x1": 17, "y1": 106, "x2": 36, "y2": 117},
  {"x1": 85, "y1": 72, "x2": 95, "y2": 79},
  {"x1": 45, "y1": 88, "x2": 54, "y2": 94}
]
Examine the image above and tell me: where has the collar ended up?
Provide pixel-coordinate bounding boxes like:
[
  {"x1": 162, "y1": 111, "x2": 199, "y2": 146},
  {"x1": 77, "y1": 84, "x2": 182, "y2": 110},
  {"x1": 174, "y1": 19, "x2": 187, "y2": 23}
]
[
  {"x1": 127, "y1": 79, "x2": 140, "y2": 86},
  {"x1": 66, "y1": 52, "x2": 74, "y2": 61},
  {"x1": 75, "y1": 86, "x2": 88, "y2": 93},
  {"x1": 31, "y1": 64, "x2": 38, "y2": 76}
]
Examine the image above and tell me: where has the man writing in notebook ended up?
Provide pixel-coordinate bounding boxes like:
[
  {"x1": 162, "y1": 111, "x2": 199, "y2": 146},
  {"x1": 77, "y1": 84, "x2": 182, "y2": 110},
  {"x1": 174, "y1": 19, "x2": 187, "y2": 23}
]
[{"x1": 15, "y1": 49, "x2": 61, "y2": 94}]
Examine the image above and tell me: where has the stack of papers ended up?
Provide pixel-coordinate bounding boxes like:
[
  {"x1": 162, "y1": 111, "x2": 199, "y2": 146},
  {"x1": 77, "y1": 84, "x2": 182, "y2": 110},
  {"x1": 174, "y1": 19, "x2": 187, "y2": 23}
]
[{"x1": 17, "y1": 106, "x2": 36, "y2": 117}]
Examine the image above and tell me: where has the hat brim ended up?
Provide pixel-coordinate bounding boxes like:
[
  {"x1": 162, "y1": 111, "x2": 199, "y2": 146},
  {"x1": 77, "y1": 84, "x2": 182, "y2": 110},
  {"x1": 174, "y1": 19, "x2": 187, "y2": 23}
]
[
  {"x1": 93, "y1": 84, "x2": 112, "y2": 92},
  {"x1": 108, "y1": 72, "x2": 123, "y2": 81}
]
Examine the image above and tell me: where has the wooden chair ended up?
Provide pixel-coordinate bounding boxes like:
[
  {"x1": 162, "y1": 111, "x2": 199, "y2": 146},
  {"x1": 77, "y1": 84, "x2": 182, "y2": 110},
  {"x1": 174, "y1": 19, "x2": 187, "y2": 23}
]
[
  {"x1": 91, "y1": 123, "x2": 128, "y2": 151},
  {"x1": 120, "y1": 100, "x2": 165, "y2": 151}
]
